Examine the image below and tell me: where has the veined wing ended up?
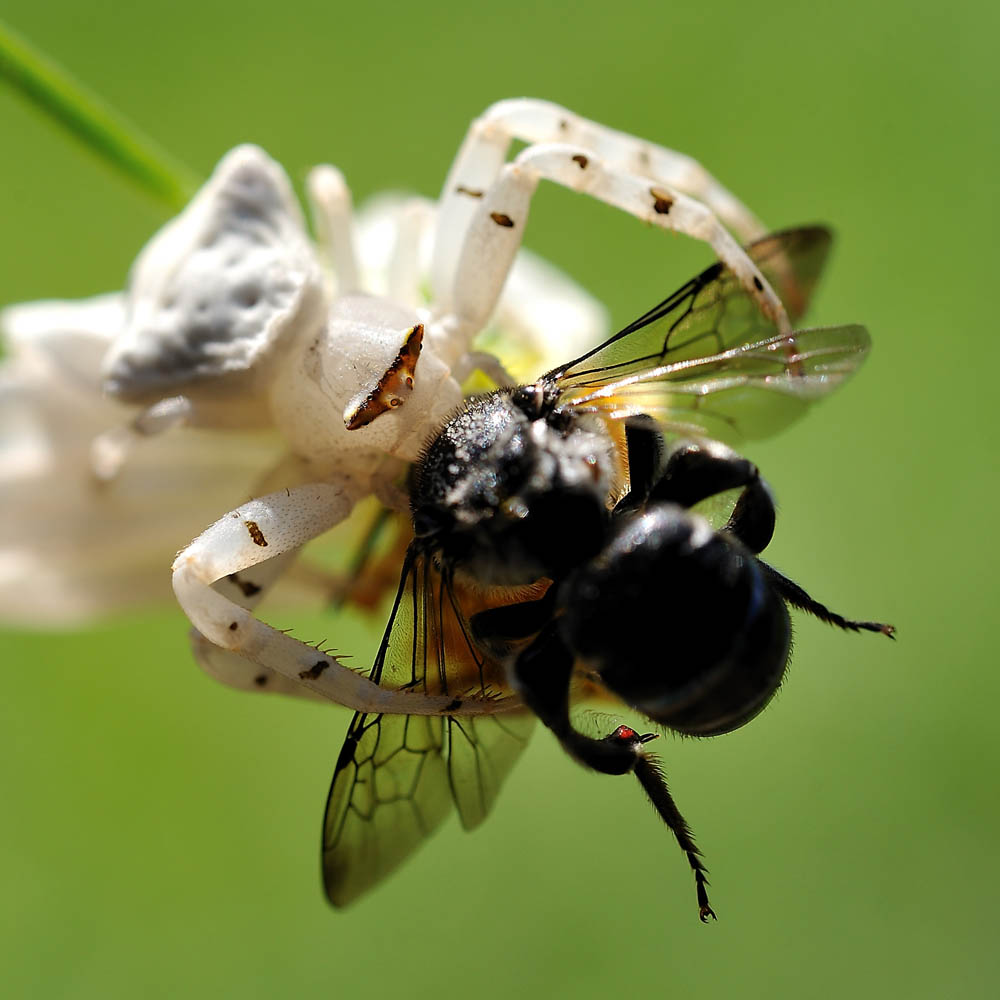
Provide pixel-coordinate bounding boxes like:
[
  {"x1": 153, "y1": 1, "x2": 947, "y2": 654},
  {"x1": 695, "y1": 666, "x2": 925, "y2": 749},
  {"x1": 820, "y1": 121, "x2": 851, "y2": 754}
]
[
  {"x1": 570, "y1": 324, "x2": 869, "y2": 443},
  {"x1": 551, "y1": 226, "x2": 832, "y2": 390},
  {"x1": 322, "y1": 547, "x2": 537, "y2": 907},
  {"x1": 549, "y1": 227, "x2": 867, "y2": 443}
]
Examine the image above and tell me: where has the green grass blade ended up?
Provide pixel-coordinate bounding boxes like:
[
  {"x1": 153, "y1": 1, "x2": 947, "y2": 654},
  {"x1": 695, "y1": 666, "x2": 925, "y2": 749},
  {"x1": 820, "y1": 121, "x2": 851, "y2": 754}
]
[{"x1": 0, "y1": 20, "x2": 200, "y2": 210}]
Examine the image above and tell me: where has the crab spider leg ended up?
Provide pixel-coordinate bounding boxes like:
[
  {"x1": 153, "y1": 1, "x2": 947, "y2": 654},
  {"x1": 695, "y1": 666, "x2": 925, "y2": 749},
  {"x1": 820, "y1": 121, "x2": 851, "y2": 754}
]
[
  {"x1": 172, "y1": 483, "x2": 511, "y2": 716},
  {"x1": 431, "y1": 99, "x2": 767, "y2": 333},
  {"x1": 189, "y1": 548, "x2": 329, "y2": 699},
  {"x1": 192, "y1": 538, "x2": 414, "y2": 701},
  {"x1": 192, "y1": 467, "x2": 337, "y2": 700},
  {"x1": 454, "y1": 99, "x2": 765, "y2": 241},
  {"x1": 386, "y1": 198, "x2": 434, "y2": 308},
  {"x1": 432, "y1": 144, "x2": 788, "y2": 366},
  {"x1": 452, "y1": 350, "x2": 518, "y2": 387},
  {"x1": 371, "y1": 456, "x2": 411, "y2": 514},
  {"x1": 189, "y1": 629, "x2": 328, "y2": 700},
  {"x1": 89, "y1": 395, "x2": 194, "y2": 481},
  {"x1": 307, "y1": 165, "x2": 361, "y2": 295}
]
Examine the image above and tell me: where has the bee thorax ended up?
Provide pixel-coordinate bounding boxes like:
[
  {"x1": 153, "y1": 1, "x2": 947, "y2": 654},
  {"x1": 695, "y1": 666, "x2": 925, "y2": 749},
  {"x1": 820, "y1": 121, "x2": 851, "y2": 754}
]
[{"x1": 410, "y1": 390, "x2": 614, "y2": 584}]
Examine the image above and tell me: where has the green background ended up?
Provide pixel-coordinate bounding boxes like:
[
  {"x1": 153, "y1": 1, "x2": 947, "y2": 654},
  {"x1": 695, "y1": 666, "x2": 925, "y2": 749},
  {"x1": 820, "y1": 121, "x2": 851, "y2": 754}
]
[{"x1": 2, "y1": 1, "x2": 996, "y2": 997}]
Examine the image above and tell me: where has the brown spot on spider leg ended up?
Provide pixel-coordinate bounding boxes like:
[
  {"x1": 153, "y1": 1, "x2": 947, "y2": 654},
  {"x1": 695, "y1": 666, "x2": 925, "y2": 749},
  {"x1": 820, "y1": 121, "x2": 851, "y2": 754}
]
[
  {"x1": 227, "y1": 572, "x2": 262, "y2": 598},
  {"x1": 571, "y1": 154, "x2": 588, "y2": 168},
  {"x1": 299, "y1": 660, "x2": 330, "y2": 681},
  {"x1": 753, "y1": 275, "x2": 764, "y2": 291},
  {"x1": 229, "y1": 622, "x2": 238, "y2": 631},
  {"x1": 344, "y1": 323, "x2": 424, "y2": 430},
  {"x1": 455, "y1": 185, "x2": 484, "y2": 197},
  {"x1": 253, "y1": 674, "x2": 268, "y2": 687},
  {"x1": 444, "y1": 698, "x2": 463, "y2": 712},
  {"x1": 650, "y1": 187, "x2": 674, "y2": 215},
  {"x1": 245, "y1": 521, "x2": 268, "y2": 547},
  {"x1": 490, "y1": 212, "x2": 515, "y2": 228}
]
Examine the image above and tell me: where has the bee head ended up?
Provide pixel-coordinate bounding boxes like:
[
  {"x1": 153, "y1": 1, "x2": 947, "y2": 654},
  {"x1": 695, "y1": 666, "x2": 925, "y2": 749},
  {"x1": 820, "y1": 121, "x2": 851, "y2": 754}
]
[{"x1": 411, "y1": 389, "x2": 615, "y2": 585}]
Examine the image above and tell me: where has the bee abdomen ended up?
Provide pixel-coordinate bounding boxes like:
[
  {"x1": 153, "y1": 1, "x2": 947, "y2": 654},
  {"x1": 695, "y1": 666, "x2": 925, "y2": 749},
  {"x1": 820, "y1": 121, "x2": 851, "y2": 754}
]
[{"x1": 558, "y1": 504, "x2": 791, "y2": 737}]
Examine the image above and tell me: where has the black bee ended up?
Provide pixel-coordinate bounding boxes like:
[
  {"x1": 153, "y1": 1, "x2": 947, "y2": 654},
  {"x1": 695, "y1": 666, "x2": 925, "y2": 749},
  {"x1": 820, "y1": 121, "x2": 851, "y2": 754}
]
[{"x1": 322, "y1": 227, "x2": 894, "y2": 917}]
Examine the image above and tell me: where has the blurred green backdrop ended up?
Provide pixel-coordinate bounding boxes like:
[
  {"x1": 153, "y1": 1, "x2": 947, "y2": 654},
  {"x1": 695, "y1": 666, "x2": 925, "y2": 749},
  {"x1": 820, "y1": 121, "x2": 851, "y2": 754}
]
[{"x1": 2, "y1": 1, "x2": 997, "y2": 997}]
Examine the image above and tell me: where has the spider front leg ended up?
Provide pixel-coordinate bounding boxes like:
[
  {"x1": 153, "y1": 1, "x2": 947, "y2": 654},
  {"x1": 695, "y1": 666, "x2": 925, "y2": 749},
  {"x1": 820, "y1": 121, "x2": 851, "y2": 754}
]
[
  {"x1": 173, "y1": 482, "x2": 497, "y2": 715},
  {"x1": 432, "y1": 98, "x2": 766, "y2": 317},
  {"x1": 307, "y1": 165, "x2": 362, "y2": 296},
  {"x1": 430, "y1": 143, "x2": 787, "y2": 366},
  {"x1": 188, "y1": 546, "x2": 335, "y2": 700}
]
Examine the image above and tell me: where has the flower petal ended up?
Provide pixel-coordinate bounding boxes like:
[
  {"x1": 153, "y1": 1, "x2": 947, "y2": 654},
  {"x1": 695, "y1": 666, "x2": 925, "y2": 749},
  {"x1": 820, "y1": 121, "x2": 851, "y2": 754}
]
[{"x1": 0, "y1": 294, "x2": 283, "y2": 625}]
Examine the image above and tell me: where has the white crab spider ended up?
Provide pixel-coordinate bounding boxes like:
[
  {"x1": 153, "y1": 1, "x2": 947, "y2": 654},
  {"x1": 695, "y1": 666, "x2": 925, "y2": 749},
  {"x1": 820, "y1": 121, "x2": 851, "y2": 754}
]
[
  {"x1": 155, "y1": 98, "x2": 783, "y2": 713},
  {"x1": 0, "y1": 195, "x2": 608, "y2": 627}
]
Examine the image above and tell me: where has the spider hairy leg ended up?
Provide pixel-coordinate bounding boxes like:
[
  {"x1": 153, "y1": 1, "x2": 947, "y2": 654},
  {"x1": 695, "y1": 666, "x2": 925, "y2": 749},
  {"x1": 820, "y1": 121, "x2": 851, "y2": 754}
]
[
  {"x1": 473, "y1": 99, "x2": 766, "y2": 241},
  {"x1": 188, "y1": 547, "x2": 332, "y2": 699},
  {"x1": 172, "y1": 484, "x2": 514, "y2": 715},
  {"x1": 431, "y1": 97, "x2": 766, "y2": 318},
  {"x1": 449, "y1": 148, "x2": 788, "y2": 342},
  {"x1": 307, "y1": 165, "x2": 361, "y2": 295}
]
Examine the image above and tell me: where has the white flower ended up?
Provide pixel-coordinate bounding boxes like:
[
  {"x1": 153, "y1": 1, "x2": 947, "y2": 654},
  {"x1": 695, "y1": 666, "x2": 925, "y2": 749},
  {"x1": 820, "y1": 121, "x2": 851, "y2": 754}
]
[
  {"x1": 0, "y1": 294, "x2": 283, "y2": 624},
  {"x1": 0, "y1": 155, "x2": 608, "y2": 626}
]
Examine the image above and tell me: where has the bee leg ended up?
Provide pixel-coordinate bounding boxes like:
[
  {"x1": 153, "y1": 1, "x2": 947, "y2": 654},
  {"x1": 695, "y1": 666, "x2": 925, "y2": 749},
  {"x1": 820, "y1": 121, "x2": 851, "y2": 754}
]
[
  {"x1": 723, "y1": 479, "x2": 777, "y2": 555},
  {"x1": 651, "y1": 440, "x2": 776, "y2": 553},
  {"x1": 612, "y1": 416, "x2": 664, "y2": 515},
  {"x1": 468, "y1": 588, "x2": 558, "y2": 659},
  {"x1": 510, "y1": 624, "x2": 715, "y2": 921},
  {"x1": 615, "y1": 731, "x2": 717, "y2": 922},
  {"x1": 757, "y1": 562, "x2": 896, "y2": 638},
  {"x1": 505, "y1": 621, "x2": 576, "y2": 732},
  {"x1": 655, "y1": 442, "x2": 894, "y2": 635}
]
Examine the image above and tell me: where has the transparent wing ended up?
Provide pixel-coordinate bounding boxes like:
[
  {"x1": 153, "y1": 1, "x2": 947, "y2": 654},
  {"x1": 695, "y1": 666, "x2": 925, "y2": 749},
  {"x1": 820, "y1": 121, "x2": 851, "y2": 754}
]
[
  {"x1": 572, "y1": 324, "x2": 870, "y2": 443},
  {"x1": 444, "y1": 710, "x2": 535, "y2": 829},
  {"x1": 552, "y1": 226, "x2": 831, "y2": 386},
  {"x1": 322, "y1": 548, "x2": 535, "y2": 907},
  {"x1": 550, "y1": 227, "x2": 866, "y2": 443},
  {"x1": 322, "y1": 711, "x2": 451, "y2": 907}
]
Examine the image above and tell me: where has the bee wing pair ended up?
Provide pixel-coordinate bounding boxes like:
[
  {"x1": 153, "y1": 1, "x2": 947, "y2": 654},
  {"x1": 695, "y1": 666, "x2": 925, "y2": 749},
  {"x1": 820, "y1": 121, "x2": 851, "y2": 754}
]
[
  {"x1": 323, "y1": 550, "x2": 538, "y2": 906},
  {"x1": 323, "y1": 225, "x2": 869, "y2": 905},
  {"x1": 553, "y1": 226, "x2": 868, "y2": 441}
]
